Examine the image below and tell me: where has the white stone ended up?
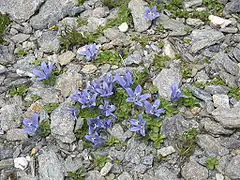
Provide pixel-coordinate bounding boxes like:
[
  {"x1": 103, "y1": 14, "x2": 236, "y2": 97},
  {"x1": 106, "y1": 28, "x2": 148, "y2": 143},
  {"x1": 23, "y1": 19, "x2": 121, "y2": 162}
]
[
  {"x1": 209, "y1": 15, "x2": 232, "y2": 28},
  {"x1": 216, "y1": 173, "x2": 224, "y2": 180},
  {"x1": 157, "y1": 146, "x2": 176, "y2": 157},
  {"x1": 162, "y1": 40, "x2": 177, "y2": 59},
  {"x1": 100, "y1": 162, "x2": 113, "y2": 176},
  {"x1": 118, "y1": 22, "x2": 129, "y2": 33},
  {"x1": 14, "y1": 157, "x2": 28, "y2": 170},
  {"x1": 58, "y1": 51, "x2": 76, "y2": 66},
  {"x1": 81, "y1": 64, "x2": 97, "y2": 74},
  {"x1": 213, "y1": 94, "x2": 230, "y2": 109}
]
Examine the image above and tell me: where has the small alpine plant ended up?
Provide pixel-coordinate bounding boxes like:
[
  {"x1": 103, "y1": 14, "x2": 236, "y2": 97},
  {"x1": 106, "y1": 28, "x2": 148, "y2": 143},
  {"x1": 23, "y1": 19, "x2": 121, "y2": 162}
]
[
  {"x1": 129, "y1": 114, "x2": 146, "y2": 137},
  {"x1": 145, "y1": 6, "x2": 160, "y2": 21},
  {"x1": 171, "y1": 84, "x2": 185, "y2": 102},
  {"x1": 32, "y1": 62, "x2": 54, "y2": 81},
  {"x1": 78, "y1": 44, "x2": 99, "y2": 61},
  {"x1": 23, "y1": 113, "x2": 40, "y2": 134}
]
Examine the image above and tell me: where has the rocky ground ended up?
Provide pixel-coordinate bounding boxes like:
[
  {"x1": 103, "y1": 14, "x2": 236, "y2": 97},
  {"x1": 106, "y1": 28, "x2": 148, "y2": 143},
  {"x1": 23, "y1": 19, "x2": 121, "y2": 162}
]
[{"x1": 0, "y1": 0, "x2": 240, "y2": 179}]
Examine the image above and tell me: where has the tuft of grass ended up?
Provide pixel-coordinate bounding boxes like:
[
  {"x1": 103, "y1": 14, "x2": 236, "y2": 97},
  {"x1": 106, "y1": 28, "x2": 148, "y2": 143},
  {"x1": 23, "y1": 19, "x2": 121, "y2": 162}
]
[
  {"x1": 153, "y1": 55, "x2": 170, "y2": 71},
  {"x1": 68, "y1": 167, "x2": 86, "y2": 180},
  {"x1": 208, "y1": 77, "x2": 226, "y2": 86},
  {"x1": 180, "y1": 88, "x2": 200, "y2": 108},
  {"x1": 9, "y1": 85, "x2": 29, "y2": 97},
  {"x1": 44, "y1": 103, "x2": 59, "y2": 113},
  {"x1": 103, "y1": 0, "x2": 120, "y2": 9},
  {"x1": 106, "y1": 136, "x2": 127, "y2": 148},
  {"x1": 206, "y1": 157, "x2": 219, "y2": 170},
  {"x1": 158, "y1": 41, "x2": 165, "y2": 49},
  {"x1": 94, "y1": 156, "x2": 110, "y2": 168},
  {"x1": 94, "y1": 51, "x2": 123, "y2": 66},
  {"x1": 203, "y1": 0, "x2": 224, "y2": 16},
  {"x1": 133, "y1": 69, "x2": 150, "y2": 88},
  {"x1": 38, "y1": 120, "x2": 51, "y2": 138},
  {"x1": 177, "y1": 128, "x2": 198, "y2": 158},
  {"x1": 32, "y1": 59, "x2": 42, "y2": 66},
  {"x1": 229, "y1": 87, "x2": 240, "y2": 100},
  {"x1": 131, "y1": 35, "x2": 149, "y2": 47},
  {"x1": 0, "y1": 13, "x2": 11, "y2": 45},
  {"x1": 181, "y1": 67, "x2": 192, "y2": 79},
  {"x1": 160, "y1": 98, "x2": 179, "y2": 117},
  {"x1": 155, "y1": 24, "x2": 165, "y2": 34},
  {"x1": 77, "y1": 17, "x2": 88, "y2": 27},
  {"x1": 30, "y1": 94, "x2": 42, "y2": 102},
  {"x1": 17, "y1": 49, "x2": 27, "y2": 57},
  {"x1": 77, "y1": 0, "x2": 85, "y2": 6},
  {"x1": 42, "y1": 75, "x2": 57, "y2": 86}
]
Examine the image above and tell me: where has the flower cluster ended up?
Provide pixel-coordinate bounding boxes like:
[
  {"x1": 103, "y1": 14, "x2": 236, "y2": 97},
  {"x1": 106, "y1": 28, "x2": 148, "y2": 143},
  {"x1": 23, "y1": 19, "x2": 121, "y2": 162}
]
[
  {"x1": 145, "y1": 6, "x2": 160, "y2": 21},
  {"x1": 68, "y1": 70, "x2": 181, "y2": 147},
  {"x1": 23, "y1": 113, "x2": 40, "y2": 134},
  {"x1": 32, "y1": 62, "x2": 54, "y2": 81},
  {"x1": 78, "y1": 44, "x2": 99, "y2": 61}
]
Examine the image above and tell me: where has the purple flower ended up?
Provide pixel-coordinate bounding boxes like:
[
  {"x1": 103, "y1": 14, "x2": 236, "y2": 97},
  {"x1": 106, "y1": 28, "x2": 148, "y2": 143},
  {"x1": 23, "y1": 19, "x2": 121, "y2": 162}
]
[
  {"x1": 129, "y1": 114, "x2": 146, "y2": 136},
  {"x1": 88, "y1": 117, "x2": 104, "y2": 134},
  {"x1": 126, "y1": 85, "x2": 151, "y2": 107},
  {"x1": 114, "y1": 69, "x2": 133, "y2": 88},
  {"x1": 145, "y1": 6, "x2": 160, "y2": 21},
  {"x1": 95, "y1": 81, "x2": 114, "y2": 97},
  {"x1": 85, "y1": 133, "x2": 105, "y2": 147},
  {"x1": 78, "y1": 44, "x2": 99, "y2": 61},
  {"x1": 171, "y1": 84, "x2": 184, "y2": 101},
  {"x1": 78, "y1": 89, "x2": 98, "y2": 109},
  {"x1": 144, "y1": 99, "x2": 165, "y2": 117},
  {"x1": 23, "y1": 113, "x2": 39, "y2": 134},
  {"x1": 32, "y1": 62, "x2": 54, "y2": 81},
  {"x1": 70, "y1": 89, "x2": 82, "y2": 102},
  {"x1": 67, "y1": 108, "x2": 79, "y2": 120},
  {"x1": 103, "y1": 119, "x2": 113, "y2": 129},
  {"x1": 99, "y1": 100, "x2": 116, "y2": 118}
]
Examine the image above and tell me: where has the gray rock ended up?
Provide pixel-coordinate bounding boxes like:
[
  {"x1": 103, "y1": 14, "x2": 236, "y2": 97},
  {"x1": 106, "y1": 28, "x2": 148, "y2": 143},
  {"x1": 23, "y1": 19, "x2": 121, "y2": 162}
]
[
  {"x1": 220, "y1": 27, "x2": 238, "y2": 33},
  {"x1": 124, "y1": 51, "x2": 143, "y2": 65},
  {"x1": 142, "y1": 155, "x2": 154, "y2": 165},
  {"x1": 92, "y1": 7, "x2": 109, "y2": 18},
  {"x1": 109, "y1": 147, "x2": 125, "y2": 161},
  {"x1": 157, "y1": 14, "x2": 188, "y2": 36},
  {"x1": 134, "y1": 164, "x2": 147, "y2": 173},
  {"x1": 181, "y1": 160, "x2": 208, "y2": 180},
  {"x1": 51, "y1": 102, "x2": 76, "y2": 143},
  {"x1": 0, "y1": 148, "x2": 13, "y2": 160},
  {"x1": 213, "y1": 94, "x2": 230, "y2": 108},
  {"x1": 0, "y1": 45, "x2": 15, "y2": 65},
  {"x1": 30, "y1": 0, "x2": 82, "y2": 29},
  {"x1": 86, "y1": 170, "x2": 104, "y2": 180},
  {"x1": 0, "y1": 104, "x2": 23, "y2": 131},
  {"x1": 186, "y1": 18, "x2": 204, "y2": 26},
  {"x1": 224, "y1": 0, "x2": 240, "y2": 13},
  {"x1": 11, "y1": 34, "x2": 30, "y2": 43},
  {"x1": 103, "y1": 27, "x2": 126, "y2": 41},
  {"x1": 128, "y1": 0, "x2": 151, "y2": 32},
  {"x1": 212, "y1": 107, "x2": 240, "y2": 128},
  {"x1": 14, "y1": 55, "x2": 36, "y2": 77},
  {"x1": 38, "y1": 150, "x2": 64, "y2": 180},
  {"x1": 157, "y1": 146, "x2": 176, "y2": 157},
  {"x1": 118, "y1": 172, "x2": 133, "y2": 180},
  {"x1": 197, "y1": 134, "x2": 229, "y2": 156},
  {"x1": 0, "y1": 158, "x2": 14, "y2": 170},
  {"x1": 64, "y1": 156, "x2": 82, "y2": 172},
  {"x1": 86, "y1": 17, "x2": 107, "y2": 32},
  {"x1": 38, "y1": 31, "x2": 60, "y2": 53},
  {"x1": 55, "y1": 71, "x2": 83, "y2": 97},
  {"x1": 0, "y1": 65, "x2": 6, "y2": 74},
  {"x1": 211, "y1": 52, "x2": 239, "y2": 76},
  {"x1": 6, "y1": 129, "x2": 28, "y2": 141},
  {"x1": 0, "y1": 0, "x2": 45, "y2": 22},
  {"x1": 184, "y1": 0, "x2": 202, "y2": 8},
  {"x1": 192, "y1": 88, "x2": 212, "y2": 102},
  {"x1": 100, "y1": 162, "x2": 113, "y2": 176},
  {"x1": 190, "y1": 29, "x2": 224, "y2": 53},
  {"x1": 108, "y1": 124, "x2": 124, "y2": 141},
  {"x1": 200, "y1": 118, "x2": 233, "y2": 135},
  {"x1": 194, "y1": 70, "x2": 209, "y2": 84},
  {"x1": 58, "y1": 51, "x2": 75, "y2": 66},
  {"x1": 232, "y1": 43, "x2": 240, "y2": 62},
  {"x1": 153, "y1": 67, "x2": 182, "y2": 99},
  {"x1": 154, "y1": 166, "x2": 178, "y2": 180},
  {"x1": 226, "y1": 156, "x2": 240, "y2": 179},
  {"x1": 205, "y1": 85, "x2": 229, "y2": 95},
  {"x1": 28, "y1": 84, "x2": 63, "y2": 104},
  {"x1": 81, "y1": 64, "x2": 97, "y2": 74}
]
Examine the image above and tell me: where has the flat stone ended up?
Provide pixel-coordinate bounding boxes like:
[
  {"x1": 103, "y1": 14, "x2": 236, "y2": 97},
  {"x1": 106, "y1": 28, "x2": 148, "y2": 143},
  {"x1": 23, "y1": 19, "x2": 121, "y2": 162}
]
[
  {"x1": 192, "y1": 88, "x2": 212, "y2": 102},
  {"x1": 0, "y1": 158, "x2": 14, "y2": 170},
  {"x1": 0, "y1": 104, "x2": 23, "y2": 131},
  {"x1": 64, "y1": 156, "x2": 82, "y2": 172},
  {"x1": 204, "y1": 85, "x2": 229, "y2": 95},
  {"x1": 55, "y1": 71, "x2": 83, "y2": 97},
  {"x1": 86, "y1": 17, "x2": 107, "y2": 32},
  {"x1": 81, "y1": 64, "x2": 97, "y2": 74},
  {"x1": 58, "y1": 51, "x2": 75, "y2": 66},
  {"x1": 184, "y1": 0, "x2": 202, "y2": 8},
  {"x1": 51, "y1": 102, "x2": 76, "y2": 144},
  {"x1": 142, "y1": 155, "x2": 154, "y2": 165},
  {"x1": 153, "y1": 67, "x2": 182, "y2": 99},
  {"x1": 197, "y1": 134, "x2": 229, "y2": 156},
  {"x1": 200, "y1": 118, "x2": 233, "y2": 135},
  {"x1": 232, "y1": 43, "x2": 240, "y2": 62},
  {"x1": 118, "y1": 172, "x2": 133, "y2": 180},
  {"x1": 190, "y1": 29, "x2": 224, "y2": 53},
  {"x1": 38, "y1": 31, "x2": 60, "y2": 53},
  {"x1": 0, "y1": 0, "x2": 45, "y2": 22},
  {"x1": 162, "y1": 39, "x2": 177, "y2": 59},
  {"x1": 128, "y1": 0, "x2": 151, "y2": 32},
  {"x1": 14, "y1": 55, "x2": 36, "y2": 77},
  {"x1": 212, "y1": 107, "x2": 240, "y2": 128},
  {"x1": 157, "y1": 146, "x2": 176, "y2": 157},
  {"x1": 186, "y1": 18, "x2": 204, "y2": 26},
  {"x1": 225, "y1": 155, "x2": 240, "y2": 179},
  {"x1": 154, "y1": 166, "x2": 178, "y2": 180},
  {"x1": 86, "y1": 170, "x2": 105, "y2": 180},
  {"x1": 220, "y1": 27, "x2": 238, "y2": 33},
  {"x1": 0, "y1": 65, "x2": 6, "y2": 74},
  {"x1": 103, "y1": 27, "x2": 126, "y2": 41},
  {"x1": 11, "y1": 34, "x2": 30, "y2": 43},
  {"x1": 30, "y1": 0, "x2": 82, "y2": 29},
  {"x1": 224, "y1": 0, "x2": 240, "y2": 13},
  {"x1": 0, "y1": 148, "x2": 13, "y2": 160},
  {"x1": 108, "y1": 124, "x2": 124, "y2": 141},
  {"x1": 209, "y1": 15, "x2": 232, "y2": 28},
  {"x1": 213, "y1": 94, "x2": 230, "y2": 108},
  {"x1": 181, "y1": 160, "x2": 208, "y2": 180},
  {"x1": 134, "y1": 164, "x2": 147, "y2": 173},
  {"x1": 92, "y1": 7, "x2": 109, "y2": 18},
  {"x1": 0, "y1": 45, "x2": 16, "y2": 65},
  {"x1": 100, "y1": 162, "x2": 113, "y2": 176},
  {"x1": 38, "y1": 149, "x2": 64, "y2": 180},
  {"x1": 6, "y1": 129, "x2": 28, "y2": 141},
  {"x1": 124, "y1": 51, "x2": 143, "y2": 65}
]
